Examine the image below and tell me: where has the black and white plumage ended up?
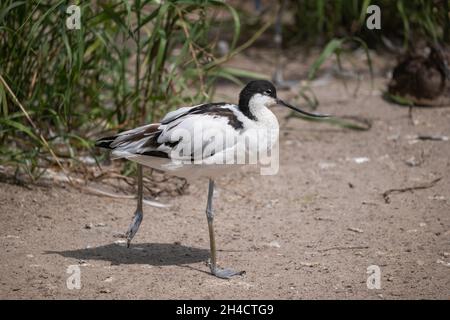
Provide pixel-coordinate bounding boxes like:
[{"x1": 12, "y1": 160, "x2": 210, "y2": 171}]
[
  {"x1": 96, "y1": 102, "x2": 262, "y2": 178},
  {"x1": 96, "y1": 81, "x2": 325, "y2": 177},
  {"x1": 96, "y1": 80, "x2": 328, "y2": 279}
]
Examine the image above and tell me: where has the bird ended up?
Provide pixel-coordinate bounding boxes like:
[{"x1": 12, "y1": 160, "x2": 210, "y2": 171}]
[
  {"x1": 388, "y1": 43, "x2": 450, "y2": 106},
  {"x1": 96, "y1": 80, "x2": 329, "y2": 279}
]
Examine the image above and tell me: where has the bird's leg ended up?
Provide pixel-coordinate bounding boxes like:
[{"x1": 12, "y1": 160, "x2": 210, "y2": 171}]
[
  {"x1": 205, "y1": 179, "x2": 245, "y2": 279},
  {"x1": 125, "y1": 164, "x2": 143, "y2": 247}
]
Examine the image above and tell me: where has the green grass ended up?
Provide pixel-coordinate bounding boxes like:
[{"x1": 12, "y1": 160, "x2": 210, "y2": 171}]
[{"x1": 0, "y1": 0, "x2": 266, "y2": 181}]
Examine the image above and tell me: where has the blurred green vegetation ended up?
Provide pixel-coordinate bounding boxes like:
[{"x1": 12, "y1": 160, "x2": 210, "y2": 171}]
[{"x1": 287, "y1": 0, "x2": 449, "y2": 47}]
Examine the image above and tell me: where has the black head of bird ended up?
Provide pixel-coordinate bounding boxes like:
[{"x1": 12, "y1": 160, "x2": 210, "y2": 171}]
[{"x1": 238, "y1": 80, "x2": 330, "y2": 119}]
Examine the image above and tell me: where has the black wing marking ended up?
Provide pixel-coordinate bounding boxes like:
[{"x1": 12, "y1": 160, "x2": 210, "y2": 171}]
[
  {"x1": 96, "y1": 103, "x2": 244, "y2": 160},
  {"x1": 162, "y1": 103, "x2": 244, "y2": 130}
]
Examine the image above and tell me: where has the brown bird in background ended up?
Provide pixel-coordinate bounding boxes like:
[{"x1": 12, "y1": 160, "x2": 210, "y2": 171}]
[{"x1": 388, "y1": 43, "x2": 450, "y2": 106}]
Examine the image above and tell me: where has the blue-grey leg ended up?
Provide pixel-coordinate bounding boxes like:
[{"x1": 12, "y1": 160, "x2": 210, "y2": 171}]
[
  {"x1": 126, "y1": 164, "x2": 143, "y2": 247},
  {"x1": 206, "y1": 179, "x2": 245, "y2": 279}
]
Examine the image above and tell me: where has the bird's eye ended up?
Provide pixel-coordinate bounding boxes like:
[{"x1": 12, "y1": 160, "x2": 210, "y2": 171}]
[{"x1": 264, "y1": 89, "x2": 272, "y2": 95}]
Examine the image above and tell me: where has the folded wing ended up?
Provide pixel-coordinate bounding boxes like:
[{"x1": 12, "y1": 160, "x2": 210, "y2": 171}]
[{"x1": 95, "y1": 103, "x2": 244, "y2": 163}]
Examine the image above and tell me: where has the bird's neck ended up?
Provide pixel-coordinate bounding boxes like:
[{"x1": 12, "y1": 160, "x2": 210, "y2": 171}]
[
  {"x1": 239, "y1": 94, "x2": 276, "y2": 123},
  {"x1": 238, "y1": 99, "x2": 257, "y2": 121},
  {"x1": 244, "y1": 100, "x2": 279, "y2": 132}
]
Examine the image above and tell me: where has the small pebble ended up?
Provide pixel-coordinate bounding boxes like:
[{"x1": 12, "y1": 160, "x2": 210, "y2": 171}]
[{"x1": 268, "y1": 240, "x2": 280, "y2": 248}]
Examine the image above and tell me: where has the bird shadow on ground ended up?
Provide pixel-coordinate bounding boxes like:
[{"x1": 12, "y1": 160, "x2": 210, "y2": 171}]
[{"x1": 45, "y1": 243, "x2": 209, "y2": 266}]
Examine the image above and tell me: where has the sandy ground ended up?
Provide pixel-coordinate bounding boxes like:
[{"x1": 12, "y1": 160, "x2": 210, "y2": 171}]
[{"x1": 1, "y1": 57, "x2": 450, "y2": 299}]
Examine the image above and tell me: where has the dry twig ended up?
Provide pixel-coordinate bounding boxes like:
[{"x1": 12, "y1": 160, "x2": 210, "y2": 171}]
[{"x1": 382, "y1": 177, "x2": 442, "y2": 204}]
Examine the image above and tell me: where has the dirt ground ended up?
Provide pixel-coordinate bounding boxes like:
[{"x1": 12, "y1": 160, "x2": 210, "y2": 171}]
[{"x1": 1, "y1": 51, "x2": 450, "y2": 299}]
